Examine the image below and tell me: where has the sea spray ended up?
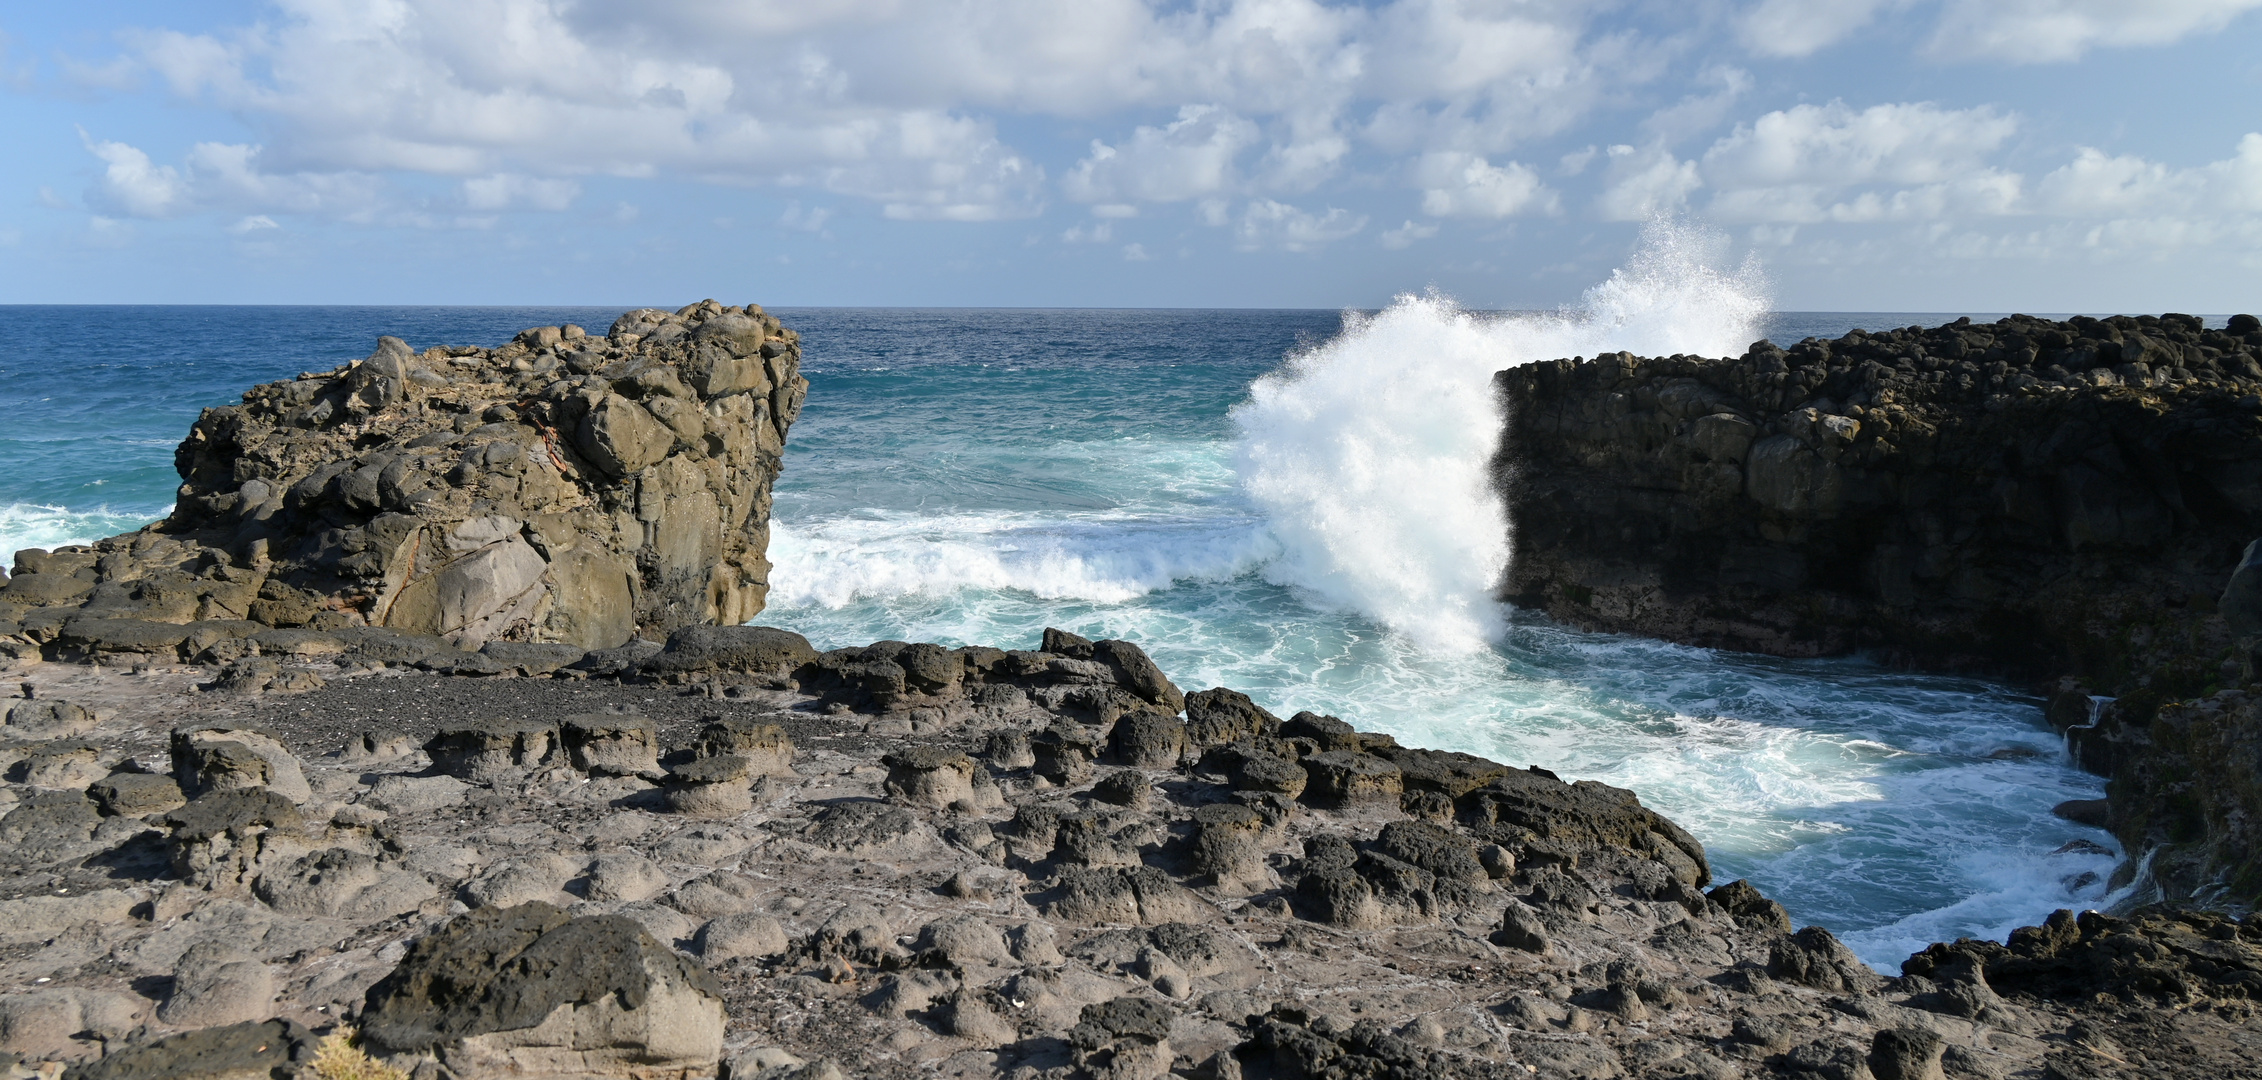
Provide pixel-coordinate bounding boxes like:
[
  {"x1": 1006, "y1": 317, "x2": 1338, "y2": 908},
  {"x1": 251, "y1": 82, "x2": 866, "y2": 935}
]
[
  {"x1": 0, "y1": 503, "x2": 166, "y2": 563},
  {"x1": 1230, "y1": 219, "x2": 1770, "y2": 651}
]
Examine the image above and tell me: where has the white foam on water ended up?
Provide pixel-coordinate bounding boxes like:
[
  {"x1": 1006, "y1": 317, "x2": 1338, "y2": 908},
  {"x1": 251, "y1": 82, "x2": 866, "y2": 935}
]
[
  {"x1": 0, "y1": 503, "x2": 164, "y2": 563},
  {"x1": 767, "y1": 510, "x2": 1279, "y2": 609},
  {"x1": 1231, "y1": 218, "x2": 1769, "y2": 652}
]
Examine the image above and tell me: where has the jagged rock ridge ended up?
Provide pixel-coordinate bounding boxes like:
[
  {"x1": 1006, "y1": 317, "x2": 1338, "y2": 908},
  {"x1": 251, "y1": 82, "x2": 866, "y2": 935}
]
[{"x1": 0, "y1": 300, "x2": 806, "y2": 653}]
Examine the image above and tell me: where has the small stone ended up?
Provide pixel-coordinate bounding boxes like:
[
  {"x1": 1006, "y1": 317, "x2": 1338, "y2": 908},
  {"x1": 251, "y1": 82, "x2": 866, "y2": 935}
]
[
  {"x1": 582, "y1": 852, "x2": 666, "y2": 902},
  {"x1": 423, "y1": 718, "x2": 559, "y2": 780},
  {"x1": 88, "y1": 771, "x2": 187, "y2": 816},
  {"x1": 696, "y1": 912, "x2": 789, "y2": 962},
  {"x1": 560, "y1": 712, "x2": 661, "y2": 777},
  {"x1": 1299, "y1": 751, "x2": 1403, "y2": 809},
  {"x1": 156, "y1": 941, "x2": 275, "y2": 1028},
  {"x1": 1091, "y1": 770, "x2": 1150, "y2": 809}
]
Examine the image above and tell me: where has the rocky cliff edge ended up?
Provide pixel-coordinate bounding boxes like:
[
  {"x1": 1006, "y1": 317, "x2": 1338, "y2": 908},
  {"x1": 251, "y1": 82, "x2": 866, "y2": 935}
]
[{"x1": 1497, "y1": 311, "x2": 2262, "y2": 905}]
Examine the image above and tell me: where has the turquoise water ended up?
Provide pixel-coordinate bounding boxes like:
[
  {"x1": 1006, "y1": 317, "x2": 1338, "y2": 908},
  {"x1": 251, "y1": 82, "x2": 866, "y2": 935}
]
[{"x1": 0, "y1": 259, "x2": 2126, "y2": 967}]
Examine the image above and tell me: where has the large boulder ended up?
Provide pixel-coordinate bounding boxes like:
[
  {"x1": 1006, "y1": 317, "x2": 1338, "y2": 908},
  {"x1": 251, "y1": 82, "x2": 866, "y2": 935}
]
[
  {"x1": 5, "y1": 301, "x2": 806, "y2": 650},
  {"x1": 360, "y1": 902, "x2": 725, "y2": 1077}
]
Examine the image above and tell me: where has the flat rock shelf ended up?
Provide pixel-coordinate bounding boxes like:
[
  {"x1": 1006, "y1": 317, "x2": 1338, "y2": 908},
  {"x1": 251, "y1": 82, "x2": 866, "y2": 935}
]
[{"x1": 0, "y1": 628, "x2": 2256, "y2": 1080}]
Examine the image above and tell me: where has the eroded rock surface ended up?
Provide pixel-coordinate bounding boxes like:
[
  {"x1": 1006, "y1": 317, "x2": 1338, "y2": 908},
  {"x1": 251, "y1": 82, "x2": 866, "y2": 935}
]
[
  {"x1": 0, "y1": 633, "x2": 2250, "y2": 1080},
  {"x1": 1, "y1": 300, "x2": 805, "y2": 655}
]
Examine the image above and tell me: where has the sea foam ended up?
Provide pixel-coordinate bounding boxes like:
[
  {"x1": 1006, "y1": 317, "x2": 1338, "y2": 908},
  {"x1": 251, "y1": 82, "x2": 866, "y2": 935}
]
[
  {"x1": 0, "y1": 503, "x2": 165, "y2": 565},
  {"x1": 1231, "y1": 219, "x2": 1769, "y2": 651}
]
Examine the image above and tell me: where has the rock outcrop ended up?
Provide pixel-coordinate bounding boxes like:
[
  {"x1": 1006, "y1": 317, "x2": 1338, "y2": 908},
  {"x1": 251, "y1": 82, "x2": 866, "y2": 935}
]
[
  {"x1": 1, "y1": 300, "x2": 805, "y2": 653},
  {"x1": 1499, "y1": 311, "x2": 2262, "y2": 683},
  {"x1": 0, "y1": 630, "x2": 2255, "y2": 1079},
  {"x1": 1499, "y1": 311, "x2": 2262, "y2": 903}
]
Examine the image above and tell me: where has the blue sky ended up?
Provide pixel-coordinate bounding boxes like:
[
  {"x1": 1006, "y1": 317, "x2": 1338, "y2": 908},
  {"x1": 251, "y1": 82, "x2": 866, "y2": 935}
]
[{"x1": 3, "y1": 0, "x2": 2260, "y2": 311}]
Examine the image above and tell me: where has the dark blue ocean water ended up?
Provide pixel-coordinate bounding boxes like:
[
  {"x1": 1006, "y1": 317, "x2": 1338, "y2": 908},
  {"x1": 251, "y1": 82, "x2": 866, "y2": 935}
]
[{"x1": 0, "y1": 297, "x2": 2132, "y2": 966}]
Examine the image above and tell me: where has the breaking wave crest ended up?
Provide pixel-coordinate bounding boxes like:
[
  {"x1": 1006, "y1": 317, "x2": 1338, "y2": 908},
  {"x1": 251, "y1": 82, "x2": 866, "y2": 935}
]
[{"x1": 1230, "y1": 218, "x2": 1770, "y2": 651}]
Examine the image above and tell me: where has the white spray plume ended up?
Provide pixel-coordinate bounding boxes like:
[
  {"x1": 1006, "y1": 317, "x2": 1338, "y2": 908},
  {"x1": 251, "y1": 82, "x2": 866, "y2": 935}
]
[{"x1": 1231, "y1": 218, "x2": 1770, "y2": 652}]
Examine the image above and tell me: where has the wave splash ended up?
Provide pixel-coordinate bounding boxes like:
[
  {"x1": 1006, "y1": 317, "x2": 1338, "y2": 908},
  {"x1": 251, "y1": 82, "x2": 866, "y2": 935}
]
[
  {"x1": 766, "y1": 510, "x2": 1280, "y2": 610},
  {"x1": 0, "y1": 503, "x2": 166, "y2": 564},
  {"x1": 1231, "y1": 219, "x2": 1770, "y2": 652}
]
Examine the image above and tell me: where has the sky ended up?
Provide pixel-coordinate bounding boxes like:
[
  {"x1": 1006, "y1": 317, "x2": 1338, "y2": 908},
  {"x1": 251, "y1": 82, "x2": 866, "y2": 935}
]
[{"x1": 2, "y1": 0, "x2": 2260, "y2": 311}]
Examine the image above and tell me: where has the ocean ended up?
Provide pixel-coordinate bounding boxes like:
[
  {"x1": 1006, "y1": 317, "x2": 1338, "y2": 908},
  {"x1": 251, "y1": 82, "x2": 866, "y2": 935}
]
[{"x1": 0, "y1": 241, "x2": 2139, "y2": 968}]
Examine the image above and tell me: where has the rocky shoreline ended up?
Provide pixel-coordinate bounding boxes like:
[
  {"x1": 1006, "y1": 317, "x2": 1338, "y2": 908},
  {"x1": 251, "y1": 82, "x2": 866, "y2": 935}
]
[
  {"x1": 1, "y1": 305, "x2": 2258, "y2": 1080},
  {"x1": 3, "y1": 631, "x2": 2259, "y2": 1080},
  {"x1": 1498, "y1": 311, "x2": 2262, "y2": 906}
]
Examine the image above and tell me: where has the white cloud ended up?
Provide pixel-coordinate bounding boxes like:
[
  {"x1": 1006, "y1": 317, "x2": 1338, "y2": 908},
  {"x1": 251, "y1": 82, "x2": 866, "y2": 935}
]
[
  {"x1": 1234, "y1": 199, "x2": 1366, "y2": 251},
  {"x1": 1928, "y1": 0, "x2": 2262, "y2": 63},
  {"x1": 227, "y1": 215, "x2": 279, "y2": 234},
  {"x1": 1122, "y1": 242, "x2": 1152, "y2": 260},
  {"x1": 82, "y1": 131, "x2": 388, "y2": 221},
  {"x1": 1414, "y1": 152, "x2": 1557, "y2": 218},
  {"x1": 1062, "y1": 221, "x2": 1114, "y2": 243},
  {"x1": 1063, "y1": 105, "x2": 1260, "y2": 204},
  {"x1": 1700, "y1": 101, "x2": 2017, "y2": 189},
  {"x1": 779, "y1": 202, "x2": 830, "y2": 232},
  {"x1": 1379, "y1": 219, "x2": 1439, "y2": 248},
  {"x1": 1738, "y1": 0, "x2": 1907, "y2": 57},
  {"x1": 85, "y1": 0, "x2": 1648, "y2": 226},
  {"x1": 1596, "y1": 144, "x2": 1702, "y2": 221},
  {"x1": 83, "y1": 135, "x2": 186, "y2": 217},
  {"x1": 462, "y1": 174, "x2": 581, "y2": 212}
]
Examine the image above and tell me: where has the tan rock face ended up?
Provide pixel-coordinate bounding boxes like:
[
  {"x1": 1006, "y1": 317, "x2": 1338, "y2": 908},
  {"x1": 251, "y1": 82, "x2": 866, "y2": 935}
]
[{"x1": 4, "y1": 299, "x2": 805, "y2": 650}]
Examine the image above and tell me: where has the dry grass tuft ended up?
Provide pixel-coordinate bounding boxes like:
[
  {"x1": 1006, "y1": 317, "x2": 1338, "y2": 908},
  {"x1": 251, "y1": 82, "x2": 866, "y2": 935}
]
[{"x1": 306, "y1": 1028, "x2": 409, "y2": 1080}]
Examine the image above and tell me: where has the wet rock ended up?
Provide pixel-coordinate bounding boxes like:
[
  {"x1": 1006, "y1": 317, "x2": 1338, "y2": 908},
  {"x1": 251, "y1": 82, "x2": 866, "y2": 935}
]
[
  {"x1": 561, "y1": 712, "x2": 661, "y2": 777},
  {"x1": 422, "y1": 717, "x2": 559, "y2": 780},
  {"x1": 361, "y1": 902, "x2": 726, "y2": 1076}
]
